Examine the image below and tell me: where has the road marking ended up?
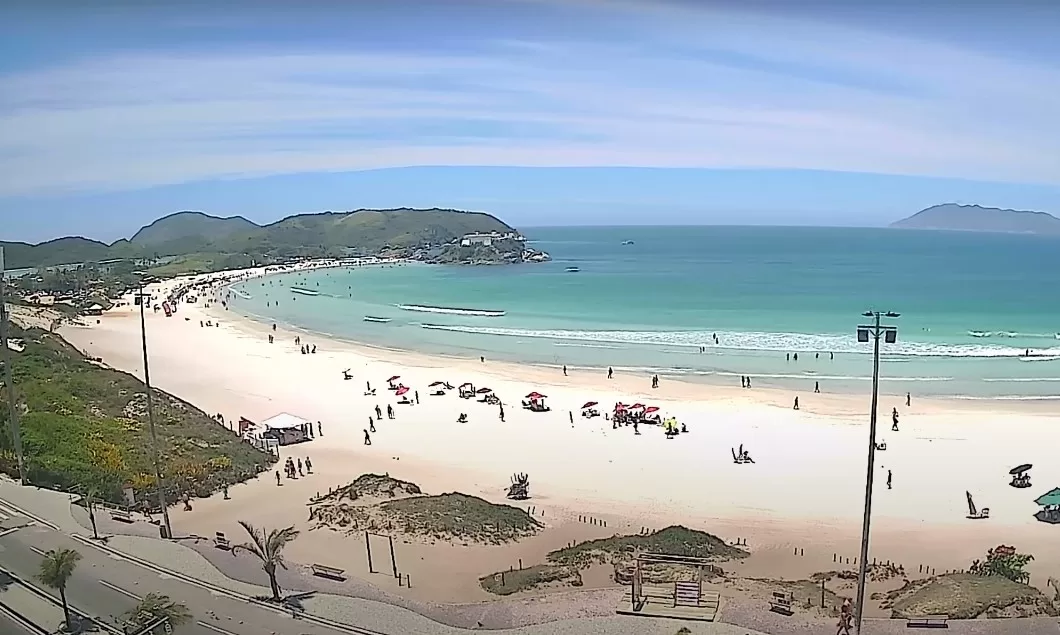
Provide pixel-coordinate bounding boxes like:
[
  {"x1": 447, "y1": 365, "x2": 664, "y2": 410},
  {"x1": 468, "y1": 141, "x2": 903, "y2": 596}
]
[
  {"x1": 29, "y1": 546, "x2": 45, "y2": 556},
  {"x1": 98, "y1": 579, "x2": 141, "y2": 601},
  {"x1": 197, "y1": 620, "x2": 240, "y2": 635},
  {"x1": 0, "y1": 527, "x2": 20, "y2": 538}
]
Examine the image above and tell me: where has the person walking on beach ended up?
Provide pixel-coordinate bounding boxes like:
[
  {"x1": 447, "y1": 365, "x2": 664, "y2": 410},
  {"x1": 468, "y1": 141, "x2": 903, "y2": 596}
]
[
  {"x1": 369, "y1": 416, "x2": 376, "y2": 433},
  {"x1": 741, "y1": 376, "x2": 746, "y2": 388},
  {"x1": 607, "y1": 367, "x2": 613, "y2": 379},
  {"x1": 317, "y1": 421, "x2": 323, "y2": 436},
  {"x1": 375, "y1": 404, "x2": 382, "y2": 419},
  {"x1": 275, "y1": 471, "x2": 281, "y2": 486},
  {"x1": 297, "y1": 458, "x2": 303, "y2": 477},
  {"x1": 887, "y1": 469, "x2": 893, "y2": 490},
  {"x1": 906, "y1": 392, "x2": 911, "y2": 407},
  {"x1": 499, "y1": 405, "x2": 505, "y2": 422},
  {"x1": 892, "y1": 407, "x2": 900, "y2": 431},
  {"x1": 815, "y1": 381, "x2": 820, "y2": 393},
  {"x1": 793, "y1": 396, "x2": 799, "y2": 410},
  {"x1": 651, "y1": 374, "x2": 659, "y2": 389},
  {"x1": 746, "y1": 376, "x2": 751, "y2": 388},
  {"x1": 563, "y1": 365, "x2": 567, "y2": 376},
  {"x1": 305, "y1": 456, "x2": 313, "y2": 473},
  {"x1": 363, "y1": 429, "x2": 372, "y2": 445},
  {"x1": 414, "y1": 390, "x2": 419, "y2": 404},
  {"x1": 387, "y1": 404, "x2": 395, "y2": 419}
]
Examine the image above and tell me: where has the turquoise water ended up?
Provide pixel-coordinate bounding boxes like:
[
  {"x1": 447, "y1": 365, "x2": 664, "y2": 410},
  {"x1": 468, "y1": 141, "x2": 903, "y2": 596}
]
[{"x1": 228, "y1": 226, "x2": 1060, "y2": 400}]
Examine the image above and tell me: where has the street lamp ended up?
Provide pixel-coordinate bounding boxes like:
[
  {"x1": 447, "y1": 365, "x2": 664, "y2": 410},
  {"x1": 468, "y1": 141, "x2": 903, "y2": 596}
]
[
  {"x1": 853, "y1": 310, "x2": 899, "y2": 634},
  {"x1": 0, "y1": 247, "x2": 27, "y2": 485},
  {"x1": 137, "y1": 276, "x2": 173, "y2": 540}
]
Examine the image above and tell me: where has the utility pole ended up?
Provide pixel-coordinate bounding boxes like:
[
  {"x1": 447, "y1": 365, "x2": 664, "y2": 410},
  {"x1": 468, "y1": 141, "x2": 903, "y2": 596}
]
[
  {"x1": 0, "y1": 247, "x2": 26, "y2": 484},
  {"x1": 139, "y1": 279, "x2": 172, "y2": 539},
  {"x1": 853, "y1": 310, "x2": 899, "y2": 635}
]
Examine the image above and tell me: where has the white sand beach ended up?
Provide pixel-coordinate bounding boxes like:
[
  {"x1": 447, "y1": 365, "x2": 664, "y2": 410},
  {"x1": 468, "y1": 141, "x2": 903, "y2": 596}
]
[{"x1": 56, "y1": 269, "x2": 1060, "y2": 608}]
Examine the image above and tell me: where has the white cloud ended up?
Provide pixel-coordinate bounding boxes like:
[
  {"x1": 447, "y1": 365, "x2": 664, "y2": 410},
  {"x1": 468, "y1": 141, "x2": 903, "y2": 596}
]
[{"x1": 0, "y1": 2, "x2": 1058, "y2": 197}]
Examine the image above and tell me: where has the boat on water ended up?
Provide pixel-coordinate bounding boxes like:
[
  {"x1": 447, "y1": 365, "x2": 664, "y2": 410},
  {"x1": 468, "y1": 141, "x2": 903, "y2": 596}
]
[
  {"x1": 363, "y1": 316, "x2": 392, "y2": 323},
  {"x1": 622, "y1": 240, "x2": 635, "y2": 245},
  {"x1": 290, "y1": 287, "x2": 320, "y2": 296},
  {"x1": 565, "y1": 266, "x2": 580, "y2": 273}
]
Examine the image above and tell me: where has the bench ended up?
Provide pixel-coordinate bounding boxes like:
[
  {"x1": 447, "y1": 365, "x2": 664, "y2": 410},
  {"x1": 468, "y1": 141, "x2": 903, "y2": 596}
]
[
  {"x1": 213, "y1": 532, "x2": 231, "y2": 550},
  {"x1": 310, "y1": 564, "x2": 347, "y2": 581},
  {"x1": 769, "y1": 591, "x2": 794, "y2": 615},
  {"x1": 674, "y1": 581, "x2": 701, "y2": 607},
  {"x1": 906, "y1": 615, "x2": 949, "y2": 628},
  {"x1": 109, "y1": 508, "x2": 133, "y2": 523}
]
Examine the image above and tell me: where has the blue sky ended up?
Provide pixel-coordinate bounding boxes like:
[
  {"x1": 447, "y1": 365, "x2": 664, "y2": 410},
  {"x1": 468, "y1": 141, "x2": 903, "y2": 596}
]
[{"x1": 1, "y1": 0, "x2": 1059, "y2": 242}]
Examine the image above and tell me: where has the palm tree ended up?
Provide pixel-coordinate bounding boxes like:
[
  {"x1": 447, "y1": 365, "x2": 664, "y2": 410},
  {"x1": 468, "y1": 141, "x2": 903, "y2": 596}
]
[
  {"x1": 123, "y1": 592, "x2": 192, "y2": 631},
  {"x1": 231, "y1": 521, "x2": 299, "y2": 602},
  {"x1": 37, "y1": 548, "x2": 81, "y2": 632}
]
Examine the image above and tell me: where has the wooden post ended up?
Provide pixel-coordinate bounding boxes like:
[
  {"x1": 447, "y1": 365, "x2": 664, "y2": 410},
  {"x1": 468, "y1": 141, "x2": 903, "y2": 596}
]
[
  {"x1": 518, "y1": 558, "x2": 522, "y2": 570},
  {"x1": 389, "y1": 535, "x2": 398, "y2": 578},
  {"x1": 820, "y1": 578, "x2": 826, "y2": 608},
  {"x1": 406, "y1": 573, "x2": 410, "y2": 588},
  {"x1": 501, "y1": 571, "x2": 506, "y2": 586},
  {"x1": 365, "y1": 531, "x2": 374, "y2": 573}
]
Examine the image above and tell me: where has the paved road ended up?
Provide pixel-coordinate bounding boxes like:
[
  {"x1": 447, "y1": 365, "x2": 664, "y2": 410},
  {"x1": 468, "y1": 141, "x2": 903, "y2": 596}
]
[
  {"x1": 0, "y1": 515, "x2": 353, "y2": 635},
  {"x1": 0, "y1": 605, "x2": 43, "y2": 635}
]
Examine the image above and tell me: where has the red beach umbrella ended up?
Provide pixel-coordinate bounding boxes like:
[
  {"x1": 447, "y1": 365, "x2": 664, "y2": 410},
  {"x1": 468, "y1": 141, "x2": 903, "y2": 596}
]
[
  {"x1": 526, "y1": 392, "x2": 547, "y2": 399},
  {"x1": 644, "y1": 406, "x2": 660, "y2": 414},
  {"x1": 395, "y1": 386, "x2": 409, "y2": 396},
  {"x1": 429, "y1": 381, "x2": 445, "y2": 387},
  {"x1": 581, "y1": 401, "x2": 598, "y2": 409},
  {"x1": 387, "y1": 375, "x2": 401, "y2": 382},
  {"x1": 629, "y1": 403, "x2": 646, "y2": 410}
]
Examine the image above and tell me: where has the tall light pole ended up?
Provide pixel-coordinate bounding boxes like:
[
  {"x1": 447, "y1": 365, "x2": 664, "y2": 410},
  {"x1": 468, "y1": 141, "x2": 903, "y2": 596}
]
[
  {"x1": 853, "y1": 310, "x2": 899, "y2": 634},
  {"x1": 0, "y1": 247, "x2": 27, "y2": 484},
  {"x1": 138, "y1": 277, "x2": 172, "y2": 539}
]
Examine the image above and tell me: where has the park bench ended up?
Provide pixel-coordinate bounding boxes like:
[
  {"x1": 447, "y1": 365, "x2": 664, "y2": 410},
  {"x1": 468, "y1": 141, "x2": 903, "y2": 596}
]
[
  {"x1": 213, "y1": 532, "x2": 231, "y2": 550},
  {"x1": 310, "y1": 563, "x2": 347, "y2": 581},
  {"x1": 769, "y1": 590, "x2": 794, "y2": 615},
  {"x1": 109, "y1": 508, "x2": 133, "y2": 523},
  {"x1": 906, "y1": 614, "x2": 949, "y2": 628},
  {"x1": 674, "y1": 581, "x2": 701, "y2": 607}
]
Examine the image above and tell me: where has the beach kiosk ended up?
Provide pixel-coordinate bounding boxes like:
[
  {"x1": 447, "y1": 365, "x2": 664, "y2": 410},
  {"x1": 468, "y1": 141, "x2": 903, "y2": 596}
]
[
  {"x1": 260, "y1": 412, "x2": 311, "y2": 446},
  {"x1": 1034, "y1": 488, "x2": 1060, "y2": 524}
]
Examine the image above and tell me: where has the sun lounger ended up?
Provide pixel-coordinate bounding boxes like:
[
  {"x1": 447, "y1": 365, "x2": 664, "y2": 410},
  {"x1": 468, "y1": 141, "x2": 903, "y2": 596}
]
[
  {"x1": 109, "y1": 508, "x2": 133, "y2": 523},
  {"x1": 213, "y1": 532, "x2": 231, "y2": 550}
]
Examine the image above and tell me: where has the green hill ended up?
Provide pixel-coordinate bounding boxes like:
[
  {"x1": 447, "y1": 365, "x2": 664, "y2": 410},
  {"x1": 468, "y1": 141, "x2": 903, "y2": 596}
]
[{"x1": 3, "y1": 207, "x2": 517, "y2": 270}]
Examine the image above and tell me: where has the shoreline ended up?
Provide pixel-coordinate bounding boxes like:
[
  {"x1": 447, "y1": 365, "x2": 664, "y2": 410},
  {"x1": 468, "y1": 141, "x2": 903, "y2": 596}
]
[{"x1": 48, "y1": 268, "x2": 1060, "y2": 610}]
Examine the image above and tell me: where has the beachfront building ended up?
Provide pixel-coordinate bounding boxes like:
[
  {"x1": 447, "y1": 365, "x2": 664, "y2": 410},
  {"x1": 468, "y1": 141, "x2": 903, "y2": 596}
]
[
  {"x1": 259, "y1": 412, "x2": 312, "y2": 446},
  {"x1": 459, "y1": 231, "x2": 525, "y2": 247}
]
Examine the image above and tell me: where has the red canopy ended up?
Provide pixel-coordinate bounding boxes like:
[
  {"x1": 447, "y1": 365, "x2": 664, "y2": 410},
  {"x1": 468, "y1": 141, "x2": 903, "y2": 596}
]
[
  {"x1": 644, "y1": 406, "x2": 660, "y2": 414},
  {"x1": 526, "y1": 392, "x2": 546, "y2": 399},
  {"x1": 614, "y1": 403, "x2": 627, "y2": 411},
  {"x1": 395, "y1": 386, "x2": 409, "y2": 396},
  {"x1": 629, "y1": 403, "x2": 646, "y2": 410},
  {"x1": 477, "y1": 387, "x2": 493, "y2": 394},
  {"x1": 429, "y1": 381, "x2": 445, "y2": 387},
  {"x1": 387, "y1": 375, "x2": 400, "y2": 382},
  {"x1": 581, "y1": 401, "x2": 598, "y2": 409}
]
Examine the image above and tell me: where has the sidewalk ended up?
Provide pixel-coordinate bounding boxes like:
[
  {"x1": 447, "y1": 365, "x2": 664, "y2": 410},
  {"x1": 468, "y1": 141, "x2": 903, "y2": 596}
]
[{"x1": 0, "y1": 584, "x2": 64, "y2": 633}]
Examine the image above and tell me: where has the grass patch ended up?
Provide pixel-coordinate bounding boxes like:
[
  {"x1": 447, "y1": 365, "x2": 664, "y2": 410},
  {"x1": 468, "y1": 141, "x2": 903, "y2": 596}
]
[
  {"x1": 478, "y1": 564, "x2": 582, "y2": 596},
  {"x1": 548, "y1": 525, "x2": 748, "y2": 568},
  {"x1": 0, "y1": 326, "x2": 274, "y2": 505},
  {"x1": 309, "y1": 480, "x2": 542, "y2": 545},
  {"x1": 884, "y1": 573, "x2": 1058, "y2": 619}
]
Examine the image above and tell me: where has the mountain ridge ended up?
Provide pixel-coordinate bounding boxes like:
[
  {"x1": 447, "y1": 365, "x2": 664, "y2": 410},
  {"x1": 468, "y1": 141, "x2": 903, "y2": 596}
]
[
  {"x1": 891, "y1": 203, "x2": 1060, "y2": 235},
  {"x1": 1, "y1": 207, "x2": 517, "y2": 269}
]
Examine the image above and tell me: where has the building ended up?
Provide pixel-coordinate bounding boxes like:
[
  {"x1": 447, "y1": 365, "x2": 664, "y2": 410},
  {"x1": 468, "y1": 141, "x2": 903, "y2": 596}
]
[{"x1": 459, "y1": 231, "x2": 525, "y2": 247}]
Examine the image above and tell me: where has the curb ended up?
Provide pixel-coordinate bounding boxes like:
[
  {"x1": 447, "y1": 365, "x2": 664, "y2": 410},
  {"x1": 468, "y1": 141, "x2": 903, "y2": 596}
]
[
  {"x1": 0, "y1": 598, "x2": 51, "y2": 635},
  {"x1": 0, "y1": 494, "x2": 61, "y2": 532},
  {"x1": 71, "y1": 535, "x2": 385, "y2": 635}
]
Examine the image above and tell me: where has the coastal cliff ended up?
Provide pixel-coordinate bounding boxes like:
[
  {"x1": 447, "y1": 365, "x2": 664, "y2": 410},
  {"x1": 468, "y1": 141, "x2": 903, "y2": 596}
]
[{"x1": 891, "y1": 204, "x2": 1060, "y2": 235}]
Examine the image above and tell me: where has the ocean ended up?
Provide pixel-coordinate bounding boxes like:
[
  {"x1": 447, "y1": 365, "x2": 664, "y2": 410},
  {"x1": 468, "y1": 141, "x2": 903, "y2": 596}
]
[{"x1": 227, "y1": 226, "x2": 1060, "y2": 400}]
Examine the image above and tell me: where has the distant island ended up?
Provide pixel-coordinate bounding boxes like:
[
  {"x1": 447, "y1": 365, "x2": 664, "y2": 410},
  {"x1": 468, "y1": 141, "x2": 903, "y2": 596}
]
[
  {"x1": 1, "y1": 208, "x2": 549, "y2": 271},
  {"x1": 891, "y1": 204, "x2": 1060, "y2": 235}
]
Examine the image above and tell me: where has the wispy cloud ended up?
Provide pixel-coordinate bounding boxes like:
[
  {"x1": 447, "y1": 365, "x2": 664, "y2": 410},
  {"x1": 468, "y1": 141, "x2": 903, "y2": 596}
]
[{"x1": 0, "y1": 1, "x2": 1058, "y2": 197}]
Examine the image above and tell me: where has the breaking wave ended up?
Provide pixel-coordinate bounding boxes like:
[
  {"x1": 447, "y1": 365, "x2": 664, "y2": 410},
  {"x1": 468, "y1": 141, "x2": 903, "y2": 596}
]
[
  {"x1": 398, "y1": 304, "x2": 505, "y2": 317},
  {"x1": 419, "y1": 324, "x2": 1060, "y2": 359},
  {"x1": 968, "y1": 330, "x2": 1059, "y2": 339}
]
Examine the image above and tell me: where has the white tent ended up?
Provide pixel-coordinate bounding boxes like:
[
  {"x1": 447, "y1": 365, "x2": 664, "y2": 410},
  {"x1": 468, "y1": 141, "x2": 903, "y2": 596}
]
[{"x1": 261, "y1": 412, "x2": 309, "y2": 430}]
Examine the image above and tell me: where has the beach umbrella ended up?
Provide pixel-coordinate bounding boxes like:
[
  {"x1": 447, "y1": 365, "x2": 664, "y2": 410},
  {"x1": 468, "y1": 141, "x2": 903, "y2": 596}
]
[
  {"x1": 429, "y1": 381, "x2": 445, "y2": 387},
  {"x1": 1010, "y1": 464, "x2": 1033, "y2": 475},
  {"x1": 388, "y1": 375, "x2": 401, "y2": 382},
  {"x1": 395, "y1": 386, "x2": 409, "y2": 396},
  {"x1": 644, "y1": 406, "x2": 660, "y2": 414},
  {"x1": 477, "y1": 387, "x2": 493, "y2": 394},
  {"x1": 526, "y1": 392, "x2": 546, "y2": 399},
  {"x1": 581, "y1": 401, "x2": 598, "y2": 409},
  {"x1": 629, "y1": 403, "x2": 646, "y2": 410}
]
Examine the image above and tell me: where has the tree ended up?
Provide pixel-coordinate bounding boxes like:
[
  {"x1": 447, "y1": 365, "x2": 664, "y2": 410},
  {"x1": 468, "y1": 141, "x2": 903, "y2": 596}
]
[
  {"x1": 123, "y1": 592, "x2": 192, "y2": 632},
  {"x1": 969, "y1": 544, "x2": 1033, "y2": 584},
  {"x1": 231, "y1": 521, "x2": 299, "y2": 602},
  {"x1": 37, "y1": 548, "x2": 82, "y2": 632}
]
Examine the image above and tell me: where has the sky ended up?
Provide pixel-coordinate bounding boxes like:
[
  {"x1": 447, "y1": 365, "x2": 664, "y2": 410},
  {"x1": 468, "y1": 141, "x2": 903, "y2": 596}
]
[{"x1": 1, "y1": 0, "x2": 1059, "y2": 243}]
